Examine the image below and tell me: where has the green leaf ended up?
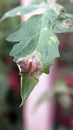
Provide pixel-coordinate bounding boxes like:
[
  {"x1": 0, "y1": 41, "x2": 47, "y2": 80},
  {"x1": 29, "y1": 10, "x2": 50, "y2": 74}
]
[
  {"x1": 7, "y1": 5, "x2": 60, "y2": 63},
  {"x1": 6, "y1": 7, "x2": 60, "y2": 104},
  {"x1": 4, "y1": 1, "x2": 73, "y2": 105},
  {"x1": 65, "y1": 13, "x2": 73, "y2": 20},
  {"x1": 9, "y1": 15, "x2": 42, "y2": 62},
  {"x1": 9, "y1": 13, "x2": 59, "y2": 70},
  {"x1": 7, "y1": 2, "x2": 73, "y2": 104},
  {"x1": 20, "y1": 75, "x2": 38, "y2": 106},
  {"x1": 0, "y1": 3, "x2": 45, "y2": 21},
  {"x1": 37, "y1": 9, "x2": 59, "y2": 72}
]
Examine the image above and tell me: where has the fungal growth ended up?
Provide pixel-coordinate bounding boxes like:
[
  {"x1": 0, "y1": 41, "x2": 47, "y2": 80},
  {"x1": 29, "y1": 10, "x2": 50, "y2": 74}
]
[{"x1": 17, "y1": 53, "x2": 43, "y2": 77}]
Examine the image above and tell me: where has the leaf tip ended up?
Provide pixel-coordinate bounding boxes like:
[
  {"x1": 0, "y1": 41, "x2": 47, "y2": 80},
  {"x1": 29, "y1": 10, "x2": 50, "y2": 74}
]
[{"x1": 19, "y1": 100, "x2": 24, "y2": 108}]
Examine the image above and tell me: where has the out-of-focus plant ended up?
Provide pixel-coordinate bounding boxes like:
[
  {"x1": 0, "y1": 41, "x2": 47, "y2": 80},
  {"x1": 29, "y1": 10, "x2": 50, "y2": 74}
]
[
  {"x1": 0, "y1": 0, "x2": 22, "y2": 130},
  {"x1": 0, "y1": 62, "x2": 9, "y2": 111}
]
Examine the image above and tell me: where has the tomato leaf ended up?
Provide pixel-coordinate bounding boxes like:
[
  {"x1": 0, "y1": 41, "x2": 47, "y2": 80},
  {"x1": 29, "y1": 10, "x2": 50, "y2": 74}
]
[
  {"x1": 20, "y1": 75, "x2": 38, "y2": 106},
  {"x1": 5, "y1": 2, "x2": 73, "y2": 104},
  {"x1": 0, "y1": 3, "x2": 45, "y2": 21}
]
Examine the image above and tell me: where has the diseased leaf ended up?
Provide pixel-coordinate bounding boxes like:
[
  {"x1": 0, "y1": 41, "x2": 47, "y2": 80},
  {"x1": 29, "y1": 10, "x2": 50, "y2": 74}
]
[
  {"x1": 53, "y1": 13, "x2": 73, "y2": 33},
  {"x1": 8, "y1": 12, "x2": 59, "y2": 70},
  {"x1": 6, "y1": 7, "x2": 60, "y2": 104},
  {"x1": 5, "y1": 2, "x2": 73, "y2": 104}
]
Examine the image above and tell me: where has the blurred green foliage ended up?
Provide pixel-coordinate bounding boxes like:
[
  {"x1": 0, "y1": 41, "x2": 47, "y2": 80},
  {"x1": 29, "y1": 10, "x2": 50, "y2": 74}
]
[
  {"x1": 0, "y1": 62, "x2": 9, "y2": 111},
  {"x1": 54, "y1": 1, "x2": 73, "y2": 130},
  {"x1": 0, "y1": 0, "x2": 20, "y2": 58},
  {"x1": 0, "y1": 0, "x2": 22, "y2": 130}
]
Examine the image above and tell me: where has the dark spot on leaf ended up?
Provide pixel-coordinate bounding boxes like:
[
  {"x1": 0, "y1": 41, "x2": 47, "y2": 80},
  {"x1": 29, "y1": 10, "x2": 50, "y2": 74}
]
[
  {"x1": 60, "y1": 8, "x2": 66, "y2": 13},
  {"x1": 62, "y1": 18, "x2": 73, "y2": 27},
  {"x1": 17, "y1": 54, "x2": 43, "y2": 76}
]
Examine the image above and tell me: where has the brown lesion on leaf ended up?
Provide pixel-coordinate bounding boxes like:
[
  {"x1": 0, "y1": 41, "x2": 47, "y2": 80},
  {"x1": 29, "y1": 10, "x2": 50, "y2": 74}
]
[
  {"x1": 59, "y1": 7, "x2": 66, "y2": 13},
  {"x1": 17, "y1": 54, "x2": 43, "y2": 77},
  {"x1": 60, "y1": 9, "x2": 65, "y2": 13},
  {"x1": 62, "y1": 18, "x2": 73, "y2": 27},
  {"x1": 52, "y1": 3, "x2": 66, "y2": 15}
]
